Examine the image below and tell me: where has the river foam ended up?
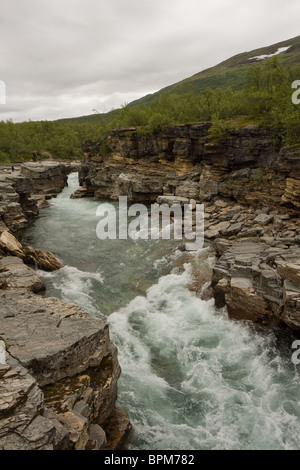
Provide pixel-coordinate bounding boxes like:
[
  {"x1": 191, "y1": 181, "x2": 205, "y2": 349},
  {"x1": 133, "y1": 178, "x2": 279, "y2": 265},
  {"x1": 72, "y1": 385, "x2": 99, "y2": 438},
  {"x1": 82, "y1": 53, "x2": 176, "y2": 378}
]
[
  {"x1": 108, "y1": 265, "x2": 300, "y2": 450},
  {"x1": 24, "y1": 172, "x2": 300, "y2": 450}
]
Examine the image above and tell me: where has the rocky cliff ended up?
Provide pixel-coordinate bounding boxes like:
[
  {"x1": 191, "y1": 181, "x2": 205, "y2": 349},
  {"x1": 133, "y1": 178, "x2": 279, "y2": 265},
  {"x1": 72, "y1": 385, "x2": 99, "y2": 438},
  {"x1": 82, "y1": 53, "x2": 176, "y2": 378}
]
[
  {"x1": 0, "y1": 162, "x2": 131, "y2": 450},
  {"x1": 0, "y1": 162, "x2": 71, "y2": 237},
  {"x1": 74, "y1": 124, "x2": 210, "y2": 202},
  {"x1": 76, "y1": 124, "x2": 300, "y2": 331}
]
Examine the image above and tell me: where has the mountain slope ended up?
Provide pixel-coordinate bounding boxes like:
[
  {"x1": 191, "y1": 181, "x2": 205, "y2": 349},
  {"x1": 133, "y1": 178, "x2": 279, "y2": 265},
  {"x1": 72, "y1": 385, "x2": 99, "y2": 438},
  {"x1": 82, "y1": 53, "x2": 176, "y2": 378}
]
[
  {"x1": 129, "y1": 34, "x2": 300, "y2": 106},
  {"x1": 59, "y1": 34, "x2": 300, "y2": 124}
]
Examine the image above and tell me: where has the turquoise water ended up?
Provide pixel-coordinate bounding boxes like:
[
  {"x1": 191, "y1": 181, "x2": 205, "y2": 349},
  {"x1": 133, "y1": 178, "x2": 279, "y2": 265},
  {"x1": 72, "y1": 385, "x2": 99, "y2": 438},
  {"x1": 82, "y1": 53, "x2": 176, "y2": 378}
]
[{"x1": 23, "y1": 173, "x2": 300, "y2": 450}]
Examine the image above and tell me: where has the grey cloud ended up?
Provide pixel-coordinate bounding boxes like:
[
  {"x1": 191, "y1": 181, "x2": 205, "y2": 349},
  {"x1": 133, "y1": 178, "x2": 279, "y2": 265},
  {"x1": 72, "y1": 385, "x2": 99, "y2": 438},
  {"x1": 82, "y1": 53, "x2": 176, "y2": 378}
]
[{"x1": 0, "y1": 0, "x2": 299, "y2": 122}]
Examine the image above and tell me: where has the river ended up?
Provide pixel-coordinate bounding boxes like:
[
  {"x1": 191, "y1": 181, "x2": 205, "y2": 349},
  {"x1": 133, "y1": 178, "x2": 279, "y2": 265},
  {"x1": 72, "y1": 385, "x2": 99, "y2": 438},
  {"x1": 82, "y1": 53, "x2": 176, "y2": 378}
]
[{"x1": 23, "y1": 173, "x2": 300, "y2": 450}]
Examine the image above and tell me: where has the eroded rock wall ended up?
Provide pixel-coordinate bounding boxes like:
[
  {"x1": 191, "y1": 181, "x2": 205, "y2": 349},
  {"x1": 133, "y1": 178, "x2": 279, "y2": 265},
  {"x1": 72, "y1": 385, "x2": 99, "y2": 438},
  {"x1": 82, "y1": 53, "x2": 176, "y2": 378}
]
[
  {"x1": 76, "y1": 124, "x2": 210, "y2": 202},
  {"x1": 78, "y1": 125, "x2": 300, "y2": 212},
  {"x1": 76, "y1": 124, "x2": 300, "y2": 331},
  {"x1": 0, "y1": 272, "x2": 130, "y2": 450},
  {"x1": 0, "y1": 162, "x2": 72, "y2": 237},
  {"x1": 0, "y1": 162, "x2": 131, "y2": 450}
]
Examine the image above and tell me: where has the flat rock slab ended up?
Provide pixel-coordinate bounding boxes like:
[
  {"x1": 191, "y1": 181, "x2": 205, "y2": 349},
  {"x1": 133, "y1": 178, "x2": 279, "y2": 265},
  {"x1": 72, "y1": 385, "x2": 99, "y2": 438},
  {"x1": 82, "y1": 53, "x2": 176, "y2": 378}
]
[
  {"x1": 0, "y1": 256, "x2": 45, "y2": 293},
  {"x1": 0, "y1": 291, "x2": 109, "y2": 386},
  {"x1": 157, "y1": 195, "x2": 190, "y2": 206},
  {"x1": 254, "y1": 213, "x2": 274, "y2": 225},
  {"x1": 21, "y1": 162, "x2": 65, "y2": 174},
  {"x1": 0, "y1": 231, "x2": 24, "y2": 258},
  {"x1": 0, "y1": 353, "x2": 51, "y2": 450}
]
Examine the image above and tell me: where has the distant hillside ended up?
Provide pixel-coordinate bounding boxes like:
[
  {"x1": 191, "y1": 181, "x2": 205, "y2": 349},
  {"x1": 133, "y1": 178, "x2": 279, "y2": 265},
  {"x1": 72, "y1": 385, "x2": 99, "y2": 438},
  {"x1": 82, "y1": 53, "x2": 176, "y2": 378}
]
[
  {"x1": 55, "y1": 108, "x2": 120, "y2": 126},
  {"x1": 57, "y1": 35, "x2": 300, "y2": 124},
  {"x1": 128, "y1": 34, "x2": 300, "y2": 107},
  {"x1": 2, "y1": 34, "x2": 300, "y2": 164}
]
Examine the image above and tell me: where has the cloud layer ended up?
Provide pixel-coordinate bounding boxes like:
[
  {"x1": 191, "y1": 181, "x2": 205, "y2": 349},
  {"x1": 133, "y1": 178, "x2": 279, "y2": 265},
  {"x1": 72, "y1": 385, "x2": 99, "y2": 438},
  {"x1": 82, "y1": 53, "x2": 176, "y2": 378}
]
[{"x1": 0, "y1": 0, "x2": 299, "y2": 122}]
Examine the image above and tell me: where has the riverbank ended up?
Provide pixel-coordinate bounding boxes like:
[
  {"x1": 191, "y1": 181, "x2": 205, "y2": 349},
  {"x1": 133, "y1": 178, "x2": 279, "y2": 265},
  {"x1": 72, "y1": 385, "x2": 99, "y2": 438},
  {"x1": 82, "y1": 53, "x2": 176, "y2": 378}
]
[
  {"x1": 76, "y1": 124, "x2": 300, "y2": 331},
  {"x1": 0, "y1": 162, "x2": 131, "y2": 450},
  {"x1": 1, "y1": 120, "x2": 300, "y2": 449},
  {"x1": 26, "y1": 172, "x2": 300, "y2": 450}
]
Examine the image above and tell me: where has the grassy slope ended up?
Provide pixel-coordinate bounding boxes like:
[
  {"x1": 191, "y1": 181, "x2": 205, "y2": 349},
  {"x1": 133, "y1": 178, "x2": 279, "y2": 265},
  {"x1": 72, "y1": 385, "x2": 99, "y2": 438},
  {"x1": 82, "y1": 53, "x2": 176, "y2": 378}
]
[
  {"x1": 129, "y1": 35, "x2": 300, "y2": 105},
  {"x1": 57, "y1": 34, "x2": 300, "y2": 124}
]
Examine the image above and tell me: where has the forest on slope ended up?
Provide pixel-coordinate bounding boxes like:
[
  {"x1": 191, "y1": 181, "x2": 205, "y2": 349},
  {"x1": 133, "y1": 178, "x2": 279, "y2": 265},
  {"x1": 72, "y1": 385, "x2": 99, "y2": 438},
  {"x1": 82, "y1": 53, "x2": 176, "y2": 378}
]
[{"x1": 1, "y1": 56, "x2": 300, "y2": 164}]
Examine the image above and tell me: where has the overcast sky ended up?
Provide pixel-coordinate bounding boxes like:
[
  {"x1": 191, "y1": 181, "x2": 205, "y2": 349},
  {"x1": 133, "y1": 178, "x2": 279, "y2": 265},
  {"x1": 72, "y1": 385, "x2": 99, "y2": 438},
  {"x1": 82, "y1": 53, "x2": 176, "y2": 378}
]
[{"x1": 0, "y1": 0, "x2": 299, "y2": 122}]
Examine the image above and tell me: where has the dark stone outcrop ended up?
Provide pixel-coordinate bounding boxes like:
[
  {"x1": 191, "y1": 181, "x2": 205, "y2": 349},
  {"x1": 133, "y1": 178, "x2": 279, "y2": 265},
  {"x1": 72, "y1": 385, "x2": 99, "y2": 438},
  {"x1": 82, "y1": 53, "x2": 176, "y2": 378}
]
[
  {"x1": 75, "y1": 124, "x2": 300, "y2": 331},
  {"x1": 0, "y1": 285, "x2": 131, "y2": 450},
  {"x1": 0, "y1": 279, "x2": 131, "y2": 450},
  {"x1": 0, "y1": 162, "x2": 132, "y2": 450},
  {"x1": 77, "y1": 124, "x2": 210, "y2": 202},
  {"x1": 20, "y1": 162, "x2": 69, "y2": 197},
  {"x1": 0, "y1": 162, "x2": 72, "y2": 237}
]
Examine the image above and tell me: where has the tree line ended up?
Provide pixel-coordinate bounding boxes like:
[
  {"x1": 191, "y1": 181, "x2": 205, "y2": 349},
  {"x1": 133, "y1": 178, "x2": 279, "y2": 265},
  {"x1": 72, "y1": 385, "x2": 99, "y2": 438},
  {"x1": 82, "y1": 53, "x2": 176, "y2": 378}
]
[{"x1": 1, "y1": 57, "x2": 300, "y2": 164}]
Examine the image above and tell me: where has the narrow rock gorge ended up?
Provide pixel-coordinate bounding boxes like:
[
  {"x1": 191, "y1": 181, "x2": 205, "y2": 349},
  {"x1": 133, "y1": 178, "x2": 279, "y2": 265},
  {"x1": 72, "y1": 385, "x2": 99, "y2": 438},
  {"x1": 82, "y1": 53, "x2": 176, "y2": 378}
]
[
  {"x1": 76, "y1": 123, "x2": 300, "y2": 330},
  {"x1": 1, "y1": 122, "x2": 300, "y2": 450},
  {"x1": 0, "y1": 162, "x2": 131, "y2": 450}
]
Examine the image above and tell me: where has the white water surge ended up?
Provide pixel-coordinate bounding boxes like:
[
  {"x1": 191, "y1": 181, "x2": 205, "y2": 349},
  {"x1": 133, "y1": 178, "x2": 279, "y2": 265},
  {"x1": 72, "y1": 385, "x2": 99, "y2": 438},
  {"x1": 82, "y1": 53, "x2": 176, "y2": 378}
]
[{"x1": 24, "y1": 173, "x2": 300, "y2": 450}]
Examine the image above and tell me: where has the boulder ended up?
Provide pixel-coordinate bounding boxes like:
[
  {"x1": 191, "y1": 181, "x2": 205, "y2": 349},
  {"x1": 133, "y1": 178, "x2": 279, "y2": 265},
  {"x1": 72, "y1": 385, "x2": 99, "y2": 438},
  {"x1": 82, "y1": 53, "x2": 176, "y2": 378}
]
[
  {"x1": 226, "y1": 277, "x2": 270, "y2": 322},
  {"x1": 86, "y1": 424, "x2": 107, "y2": 451},
  {"x1": 104, "y1": 407, "x2": 132, "y2": 451},
  {"x1": 0, "y1": 354, "x2": 54, "y2": 451},
  {"x1": 0, "y1": 287, "x2": 128, "y2": 450},
  {"x1": 23, "y1": 246, "x2": 63, "y2": 272},
  {"x1": 0, "y1": 257, "x2": 45, "y2": 293},
  {"x1": 254, "y1": 213, "x2": 274, "y2": 226},
  {"x1": 156, "y1": 195, "x2": 189, "y2": 206},
  {"x1": 0, "y1": 231, "x2": 24, "y2": 258}
]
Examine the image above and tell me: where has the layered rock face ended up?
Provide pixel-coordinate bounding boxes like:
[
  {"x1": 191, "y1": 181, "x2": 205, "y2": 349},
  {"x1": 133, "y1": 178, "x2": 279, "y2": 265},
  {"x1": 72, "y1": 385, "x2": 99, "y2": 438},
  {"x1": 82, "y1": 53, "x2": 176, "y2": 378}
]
[
  {"x1": 0, "y1": 265, "x2": 130, "y2": 450},
  {"x1": 75, "y1": 125, "x2": 210, "y2": 202},
  {"x1": 0, "y1": 162, "x2": 71, "y2": 237},
  {"x1": 279, "y1": 146, "x2": 300, "y2": 208},
  {"x1": 199, "y1": 129, "x2": 298, "y2": 209},
  {"x1": 76, "y1": 124, "x2": 300, "y2": 331},
  {"x1": 0, "y1": 162, "x2": 131, "y2": 450},
  {"x1": 207, "y1": 203, "x2": 300, "y2": 329},
  {"x1": 213, "y1": 240, "x2": 300, "y2": 329},
  {"x1": 77, "y1": 125, "x2": 300, "y2": 210},
  {"x1": 0, "y1": 270, "x2": 129, "y2": 450},
  {"x1": 20, "y1": 162, "x2": 69, "y2": 197}
]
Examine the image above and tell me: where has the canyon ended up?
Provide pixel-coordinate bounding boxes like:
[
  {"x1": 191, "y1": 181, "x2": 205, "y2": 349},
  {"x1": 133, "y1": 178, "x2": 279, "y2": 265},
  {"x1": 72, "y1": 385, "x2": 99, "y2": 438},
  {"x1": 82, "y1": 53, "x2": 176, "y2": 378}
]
[
  {"x1": 1, "y1": 121, "x2": 300, "y2": 450},
  {"x1": 76, "y1": 123, "x2": 300, "y2": 330},
  {"x1": 0, "y1": 161, "x2": 131, "y2": 450}
]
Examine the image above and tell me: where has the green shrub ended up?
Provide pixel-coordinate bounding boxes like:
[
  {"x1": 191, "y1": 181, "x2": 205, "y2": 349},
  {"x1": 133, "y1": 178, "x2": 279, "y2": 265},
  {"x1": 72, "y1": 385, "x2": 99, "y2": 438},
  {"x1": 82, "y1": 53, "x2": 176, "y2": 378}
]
[{"x1": 0, "y1": 151, "x2": 10, "y2": 164}]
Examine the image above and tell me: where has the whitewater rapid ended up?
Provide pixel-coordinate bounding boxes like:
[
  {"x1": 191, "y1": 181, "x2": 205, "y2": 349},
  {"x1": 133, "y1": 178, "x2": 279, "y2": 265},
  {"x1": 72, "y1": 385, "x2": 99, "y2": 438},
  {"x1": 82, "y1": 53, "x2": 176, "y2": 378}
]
[{"x1": 24, "y1": 173, "x2": 300, "y2": 450}]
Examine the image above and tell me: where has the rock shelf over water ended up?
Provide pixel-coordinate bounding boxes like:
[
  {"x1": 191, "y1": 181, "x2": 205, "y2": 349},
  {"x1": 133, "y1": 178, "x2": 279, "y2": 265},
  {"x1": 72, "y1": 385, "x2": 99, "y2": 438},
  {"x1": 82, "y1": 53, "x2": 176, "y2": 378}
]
[
  {"x1": 77, "y1": 124, "x2": 300, "y2": 330},
  {"x1": 0, "y1": 162, "x2": 131, "y2": 450},
  {"x1": 1, "y1": 121, "x2": 300, "y2": 449}
]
